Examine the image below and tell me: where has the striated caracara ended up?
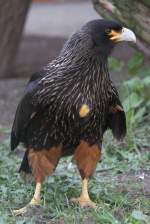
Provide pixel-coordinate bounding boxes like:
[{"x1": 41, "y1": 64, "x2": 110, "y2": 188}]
[{"x1": 11, "y1": 19, "x2": 136, "y2": 215}]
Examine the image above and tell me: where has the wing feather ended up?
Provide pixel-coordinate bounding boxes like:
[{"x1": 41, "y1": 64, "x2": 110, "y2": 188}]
[
  {"x1": 11, "y1": 71, "x2": 45, "y2": 150},
  {"x1": 108, "y1": 100, "x2": 126, "y2": 140}
]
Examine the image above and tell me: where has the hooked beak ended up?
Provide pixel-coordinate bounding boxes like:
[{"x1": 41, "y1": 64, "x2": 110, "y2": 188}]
[{"x1": 109, "y1": 27, "x2": 136, "y2": 43}]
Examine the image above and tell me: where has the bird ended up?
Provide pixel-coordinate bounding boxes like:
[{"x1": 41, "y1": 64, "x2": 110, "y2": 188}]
[{"x1": 11, "y1": 19, "x2": 136, "y2": 215}]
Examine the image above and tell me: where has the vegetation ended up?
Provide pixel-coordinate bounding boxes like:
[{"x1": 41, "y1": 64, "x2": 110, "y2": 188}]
[{"x1": 0, "y1": 52, "x2": 150, "y2": 223}]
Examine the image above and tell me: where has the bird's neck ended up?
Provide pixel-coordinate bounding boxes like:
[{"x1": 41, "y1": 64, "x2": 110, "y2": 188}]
[
  {"x1": 48, "y1": 51, "x2": 112, "y2": 96},
  {"x1": 57, "y1": 52, "x2": 110, "y2": 83},
  {"x1": 80, "y1": 55, "x2": 111, "y2": 96},
  {"x1": 83, "y1": 55, "x2": 110, "y2": 82}
]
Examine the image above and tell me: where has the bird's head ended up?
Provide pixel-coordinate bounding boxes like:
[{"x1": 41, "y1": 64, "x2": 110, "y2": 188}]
[
  {"x1": 60, "y1": 19, "x2": 136, "y2": 64},
  {"x1": 82, "y1": 19, "x2": 136, "y2": 57}
]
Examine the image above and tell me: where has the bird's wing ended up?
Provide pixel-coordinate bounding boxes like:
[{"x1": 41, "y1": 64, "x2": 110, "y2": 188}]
[
  {"x1": 108, "y1": 97, "x2": 126, "y2": 140},
  {"x1": 11, "y1": 71, "x2": 46, "y2": 151},
  {"x1": 106, "y1": 81, "x2": 127, "y2": 140}
]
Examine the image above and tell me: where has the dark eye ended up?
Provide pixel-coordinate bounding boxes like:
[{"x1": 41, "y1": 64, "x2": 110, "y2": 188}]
[{"x1": 105, "y1": 28, "x2": 111, "y2": 34}]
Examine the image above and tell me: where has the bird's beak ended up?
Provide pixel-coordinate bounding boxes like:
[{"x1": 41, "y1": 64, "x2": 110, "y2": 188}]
[{"x1": 109, "y1": 27, "x2": 136, "y2": 43}]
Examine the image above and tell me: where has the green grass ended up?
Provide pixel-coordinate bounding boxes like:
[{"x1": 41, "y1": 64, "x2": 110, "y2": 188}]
[{"x1": 0, "y1": 122, "x2": 150, "y2": 224}]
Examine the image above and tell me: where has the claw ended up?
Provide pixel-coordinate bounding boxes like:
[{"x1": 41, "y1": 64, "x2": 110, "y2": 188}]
[
  {"x1": 71, "y1": 178, "x2": 97, "y2": 208},
  {"x1": 13, "y1": 197, "x2": 41, "y2": 216},
  {"x1": 13, "y1": 205, "x2": 28, "y2": 216},
  {"x1": 13, "y1": 182, "x2": 42, "y2": 216},
  {"x1": 71, "y1": 197, "x2": 97, "y2": 208}
]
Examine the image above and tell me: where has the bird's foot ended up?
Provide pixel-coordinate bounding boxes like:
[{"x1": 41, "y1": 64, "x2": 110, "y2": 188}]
[
  {"x1": 13, "y1": 197, "x2": 41, "y2": 216},
  {"x1": 13, "y1": 206, "x2": 28, "y2": 216},
  {"x1": 29, "y1": 197, "x2": 41, "y2": 206},
  {"x1": 70, "y1": 196, "x2": 97, "y2": 208}
]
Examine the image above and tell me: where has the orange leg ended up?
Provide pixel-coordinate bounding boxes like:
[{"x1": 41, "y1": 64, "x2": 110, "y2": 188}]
[
  {"x1": 71, "y1": 141, "x2": 101, "y2": 208},
  {"x1": 14, "y1": 146, "x2": 61, "y2": 216}
]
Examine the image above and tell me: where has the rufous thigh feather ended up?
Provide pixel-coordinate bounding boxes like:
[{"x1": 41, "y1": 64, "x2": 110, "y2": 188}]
[
  {"x1": 28, "y1": 146, "x2": 62, "y2": 182},
  {"x1": 74, "y1": 141, "x2": 101, "y2": 179}
]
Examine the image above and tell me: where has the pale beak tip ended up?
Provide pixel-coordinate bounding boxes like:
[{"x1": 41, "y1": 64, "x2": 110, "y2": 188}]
[
  {"x1": 120, "y1": 27, "x2": 136, "y2": 43},
  {"x1": 132, "y1": 35, "x2": 136, "y2": 43}
]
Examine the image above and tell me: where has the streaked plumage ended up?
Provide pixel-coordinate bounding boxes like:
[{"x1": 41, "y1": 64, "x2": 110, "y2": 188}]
[
  {"x1": 11, "y1": 20, "x2": 136, "y2": 213},
  {"x1": 11, "y1": 20, "x2": 126, "y2": 154}
]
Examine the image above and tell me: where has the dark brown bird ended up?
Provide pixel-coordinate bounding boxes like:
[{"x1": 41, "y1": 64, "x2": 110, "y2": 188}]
[{"x1": 11, "y1": 19, "x2": 136, "y2": 215}]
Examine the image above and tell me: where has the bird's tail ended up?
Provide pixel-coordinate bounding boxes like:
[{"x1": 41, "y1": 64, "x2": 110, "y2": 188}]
[
  {"x1": 19, "y1": 150, "x2": 33, "y2": 182},
  {"x1": 108, "y1": 104, "x2": 127, "y2": 140},
  {"x1": 10, "y1": 131, "x2": 19, "y2": 151}
]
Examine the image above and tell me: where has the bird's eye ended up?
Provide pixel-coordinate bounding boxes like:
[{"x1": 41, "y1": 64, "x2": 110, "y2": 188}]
[{"x1": 105, "y1": 28, "x2": 111, "y2": 34}]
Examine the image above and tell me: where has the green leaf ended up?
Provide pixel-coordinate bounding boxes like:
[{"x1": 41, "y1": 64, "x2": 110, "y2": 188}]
[
  {"x1": 143, "y1": 76, "x2": 150, "y2": 86},
  {"x1": 123, "y1": 92, "x2": 143, "y2": 112},
  {"x1": 128, "y1": 53, "x2": 144, "y2": 75},
  {"x1": 146, "y1": 100, "x2": 150, "y2": 107},
  {"x1": 134, "y1": 107, "x2": 146, "y2": 122},
  {"x1": 123, "y1": 77, "x2": 144, "y2": 91},
  {"x1": 108, "y1": 57, "x2": 124, "y2": 72},
  {"x1": 137, "y1": 68, "x2": 150, "y2": 77}
]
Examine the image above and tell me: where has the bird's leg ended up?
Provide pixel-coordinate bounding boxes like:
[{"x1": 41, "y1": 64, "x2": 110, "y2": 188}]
[
  {"x1": 14, "y1": 147, "x2": 62, "y2": 216},
  {"x1": 30, "y1": 182, "x2": 41, "y2": 205},
  {"x1": 71, "y1": 178, "x2": 96, "y2": 208},
  {"x1": 13, "y1": 182, "x2": 42, "y2": 216},
  {"x1": 71, "y1": 141, "x2": 101, "y2": 208},
  {"x1": 80, "y1": 178, "x2": 91, "y2": 201}
]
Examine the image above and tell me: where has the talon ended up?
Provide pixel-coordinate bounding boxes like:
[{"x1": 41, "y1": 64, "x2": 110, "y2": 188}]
[
  {"x1": 71, "y1": 197, "x2": 97, "y2": 208},
  {"x1": 71, "y1": 178, "x2": 97, "y2": 208},
  {"x1": 29, "y1": 197, "x2": 41, "y2": 205},
  {"x1": 13, "y1": 206, "x2": 28, "y2": 216},
  {"x1": 13, "y1": 182, "x2": 41, "y2": 216},
  {"x1": 13, "y1": 197, "x2": 41, "y2": 216}
]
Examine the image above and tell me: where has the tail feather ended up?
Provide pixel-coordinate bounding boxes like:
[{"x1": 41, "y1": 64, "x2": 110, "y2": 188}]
[
  {"x1": 108, "y1": 105, "x2": 127, "y2": 140},
  {"x1": 109, "y1": 110, "x2": 126, "y2": 140},
  {"x1": 10, "y1": 131, "x2": 19, "y2": 151},
  {"x1": 19, "y1": 150, "x2": 32, "y2": 174}
]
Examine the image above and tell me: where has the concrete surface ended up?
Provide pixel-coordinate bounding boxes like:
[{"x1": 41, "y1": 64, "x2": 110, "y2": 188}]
[
  {"x1": 24, "y1": 1, "x2": 100, "y2": 38},
  {"x1": 14, "y1": 1, "x2": 100, "y2": 77}
]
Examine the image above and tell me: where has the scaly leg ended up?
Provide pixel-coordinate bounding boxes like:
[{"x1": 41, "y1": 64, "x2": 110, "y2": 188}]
[
  {"x1": 71, "y1": 141, "x2": 101, "y2": 208},
  {"x1": 30, "y1": 182, "x2": 41, "y2": 205},
  {"x1": 13, "y1": 182, "x2": 42, "y2": 216},
  {"x1": 71, "y1": 178, "x2": 96, "y2": 208},
  {"x1": 13, "y1": 146, "x2": 62, "y2": 216}
]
